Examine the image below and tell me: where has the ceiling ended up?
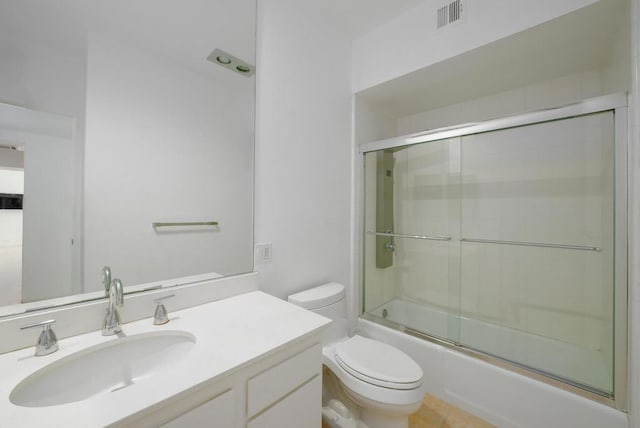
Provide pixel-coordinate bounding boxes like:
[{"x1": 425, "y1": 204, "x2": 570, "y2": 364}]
[
  {"x1": 0, "y1": 0, "x2": 255, "y2": 82},
  {"x1": 0, "y1": 0, "x2": 424, "y2": 75},
  {"x1": 311, "y1": 0, "x2": 426, "y2": 38}
]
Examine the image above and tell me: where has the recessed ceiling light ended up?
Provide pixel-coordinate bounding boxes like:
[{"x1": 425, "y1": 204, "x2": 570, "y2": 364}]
[{"x1": 206, "y1": 48, "x2": 255, "y2": 77}]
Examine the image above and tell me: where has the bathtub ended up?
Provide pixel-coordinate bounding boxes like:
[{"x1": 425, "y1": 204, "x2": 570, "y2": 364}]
[
  {"x1": 357, "y1": 304, "x2": 627, "y2": 428},
  {"x1": 367, "y1": 298, "x2": 611, "y2": 394}
]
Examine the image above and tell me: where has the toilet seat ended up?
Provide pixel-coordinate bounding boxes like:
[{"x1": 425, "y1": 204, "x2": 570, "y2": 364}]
[{"x1": 334, "y1": 335, "x2": 422, "y2": 390}]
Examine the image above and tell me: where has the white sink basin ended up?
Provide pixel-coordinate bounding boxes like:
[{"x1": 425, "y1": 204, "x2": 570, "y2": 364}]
[{"x1": 10, "y1": 330, "x2": 196, "y2": 407}]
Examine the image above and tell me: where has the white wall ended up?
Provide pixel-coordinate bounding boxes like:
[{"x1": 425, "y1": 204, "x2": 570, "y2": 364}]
[
  {"x1": 0, "y1": 149, "x2": 23, "y2": 169},
  {"x1": 0, "y1": 31, "x2": 86, "y2": 119},
  {"x1": 353, "y1": 97, "x2": 396, "y2": 144},
  {"x1": 83, "y1": 33, "x2": 254, "y2": 289},
  {"x1": 21, "y1": 132, "x2": 75, "y2": 302},
  {"x1": 352, "y1": 0, "x2": 598, "y2": 93},
  {"x1": 397, "y1": 68, "x2": 626, "y2": 134},
  {"x1": 0, "y1": 168, "x2": 23, "y2": 306},
  {"x1": 392, "y1": 13, "x2": 630, "y2": 136},
  {"x1": 254, "y1": 0, "x2": 352, "y2": 299},
  {"x1": 0, "y1": 105, "x2": 76, "y2": 303},
  {"x1": 0, "y1": 31, "x2": 85, "y2": 302}
]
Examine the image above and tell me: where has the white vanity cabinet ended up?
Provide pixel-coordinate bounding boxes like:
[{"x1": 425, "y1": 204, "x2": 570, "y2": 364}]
[
  {"x1": 247, "y1": 376, "x2": 321, "y2": 428},
  {"x1": 246, "y1": 344, "x2": 322, "y2": 427},
  {"x1": 125, "y1": 342, "x2": 323, "y2": 428},
  {"x1": 161, "y1": 389, "x2": 236, "y2": 428},
  {"x1": 0, "y1": 290, "x2": 330, "y2": 427}
]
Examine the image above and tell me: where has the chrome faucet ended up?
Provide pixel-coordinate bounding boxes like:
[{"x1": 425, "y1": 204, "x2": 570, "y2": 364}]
[
  {"x1": 21, "y1": 319, "x2": 58, "y2": 356},
  {"x1": 102, "y1": 278, "x2": 124, "y2": 335},
  {"x1": 153, "y1": 294, "x2": 175, "y2": 325},
  {"x1": 102, "y1": 266, "x2": 111, "y2": 297}
]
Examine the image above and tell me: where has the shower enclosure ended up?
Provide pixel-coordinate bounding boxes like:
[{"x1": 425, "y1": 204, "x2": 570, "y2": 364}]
[{"x1": 361, "y1": 94, "x2": 627, "y2": 405}]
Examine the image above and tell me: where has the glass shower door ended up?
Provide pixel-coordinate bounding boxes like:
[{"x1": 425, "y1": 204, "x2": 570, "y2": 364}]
[
  {"x1": 363, "y1": 138, "x2": 461, "y2": 343},
  {"x1": 459, "y1": 111, "x2": 615, "y2": 394}
]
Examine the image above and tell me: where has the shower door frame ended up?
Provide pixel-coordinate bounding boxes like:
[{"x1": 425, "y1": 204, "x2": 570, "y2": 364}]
[{"x1": 357, "y1": 92, "x2": 628, "y2": 410}]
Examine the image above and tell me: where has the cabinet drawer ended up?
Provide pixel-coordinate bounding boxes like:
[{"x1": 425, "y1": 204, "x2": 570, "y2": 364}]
[
  {"x1": 247, "y1": 375, "x2": 321, "y2": 428},
  {"x1": 161, "y1": 388, "x2": 234, "y2": 428},
  {"x1": 247, "y1": 343, "x2": 321, "y2": 418}
]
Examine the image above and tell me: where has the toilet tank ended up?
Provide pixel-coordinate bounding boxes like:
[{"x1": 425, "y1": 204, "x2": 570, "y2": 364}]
[
  {"x1": 287, "y1": 282, "x2": 346, "y2": 320},
  {"x1": 288, "y1": 282, "x2": 347, "y2": 344}
]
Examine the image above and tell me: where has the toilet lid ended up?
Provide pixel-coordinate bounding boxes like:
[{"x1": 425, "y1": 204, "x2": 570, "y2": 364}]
[{"x1": 335, "y1": 335, "x2": 423, "y2": 390}]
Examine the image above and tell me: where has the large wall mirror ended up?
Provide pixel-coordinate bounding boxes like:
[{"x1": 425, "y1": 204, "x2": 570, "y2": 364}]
[{"x1": 0, "y1": 0, "x2": 256, "y2": 317}]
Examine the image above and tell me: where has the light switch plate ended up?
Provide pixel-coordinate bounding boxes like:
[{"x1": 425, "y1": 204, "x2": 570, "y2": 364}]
[{"x1": 255, "y1": 243, "x2": 272, "y2": 264}]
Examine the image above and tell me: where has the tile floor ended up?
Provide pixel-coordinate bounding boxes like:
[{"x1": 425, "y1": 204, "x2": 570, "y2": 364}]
[
  {"x1": 408, "y1": 394, "x2": 495, "y2": 428},
  {"x1": 321, "y1": 393, "x2": 494, "y2": 428}
]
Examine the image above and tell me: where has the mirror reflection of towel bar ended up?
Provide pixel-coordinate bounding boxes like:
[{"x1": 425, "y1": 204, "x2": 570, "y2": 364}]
[
  {"x1": 367, "y1": 231, "x2": 452, "y2": 241},
  {"x1": 152, "y1": 221, "x2": 219, "y2": 229}
]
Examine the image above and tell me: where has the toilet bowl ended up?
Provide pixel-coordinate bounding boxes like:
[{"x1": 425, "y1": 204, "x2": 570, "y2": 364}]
[{"x1": 288, "y1": 283, "x2": 425, "y2": 428}]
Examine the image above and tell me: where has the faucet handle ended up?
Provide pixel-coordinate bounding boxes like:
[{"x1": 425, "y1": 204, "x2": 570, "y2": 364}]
[
  {"x1": 153, "y1": 294, "x2": 175, "y2": 325},
  {"x1": 21, "y1": 319, "x2": 58, "y2": 356}
]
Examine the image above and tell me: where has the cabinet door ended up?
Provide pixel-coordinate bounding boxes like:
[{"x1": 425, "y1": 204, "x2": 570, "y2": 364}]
[
  {"x1": 162, "y1": 388, "x2": 235, "y2": 428},
  {"x1": 247, "y1": 376, "x2": 321, "y2": 428},
  {"x1": 247, "y1": 343, "x2": 321, "y2": 418}
]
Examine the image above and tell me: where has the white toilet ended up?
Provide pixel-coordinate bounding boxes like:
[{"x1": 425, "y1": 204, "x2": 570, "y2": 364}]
[{"x1": 288, "y1": 282, "x2": 425, "y2": 428}]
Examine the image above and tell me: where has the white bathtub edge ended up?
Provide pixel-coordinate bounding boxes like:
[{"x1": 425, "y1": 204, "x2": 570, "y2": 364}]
[{"x1": 356, "y1": 318, "x2": 628, "y2": 428}]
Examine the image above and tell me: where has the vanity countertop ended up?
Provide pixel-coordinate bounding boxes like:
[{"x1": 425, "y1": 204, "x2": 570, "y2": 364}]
[{"x1": 0, "y1": 291, "x2": 330, "y2": 427}]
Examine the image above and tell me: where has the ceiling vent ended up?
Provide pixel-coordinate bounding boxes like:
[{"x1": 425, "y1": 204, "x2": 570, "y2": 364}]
[{"x1": 437, "y1": 0, "x2": 464, "y2": 29}]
